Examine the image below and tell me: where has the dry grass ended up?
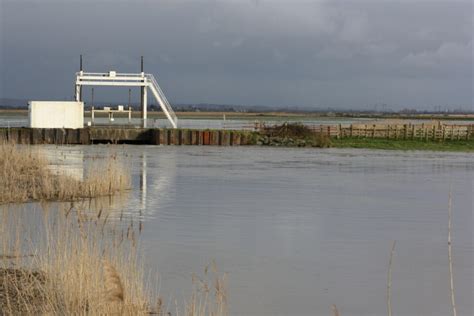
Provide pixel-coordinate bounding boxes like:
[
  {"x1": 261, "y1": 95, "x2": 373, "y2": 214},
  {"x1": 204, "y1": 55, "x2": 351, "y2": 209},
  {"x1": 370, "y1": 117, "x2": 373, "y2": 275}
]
[
  {"x1": 0, "y1": 142, "x2": 130, "y2": 204},
  {"x1": 1, "y1": 205, "x2": 149, "y2": 315},
  {"x1": 1, "y1": 205, "x2": 228, "y2": 315},
  {"x1": 183, "y1": 261, "x2": 228, "y2": 316}
]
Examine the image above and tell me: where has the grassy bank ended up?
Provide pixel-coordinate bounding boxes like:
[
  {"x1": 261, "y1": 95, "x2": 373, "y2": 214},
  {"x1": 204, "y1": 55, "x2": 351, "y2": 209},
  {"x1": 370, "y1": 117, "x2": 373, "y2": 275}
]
[
  {"x1": 255, "y1": 123, "x2": 474, "y2": 151},
  {"x1": 331, "y1": 137, "x2": 474, "y2": 151}
]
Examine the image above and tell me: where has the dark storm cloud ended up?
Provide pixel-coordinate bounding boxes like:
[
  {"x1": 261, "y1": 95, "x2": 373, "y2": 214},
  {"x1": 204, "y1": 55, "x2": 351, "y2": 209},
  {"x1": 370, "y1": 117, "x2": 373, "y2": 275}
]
[{"x1": 0, "y1": 0, "x2": 472, "y2": 109}]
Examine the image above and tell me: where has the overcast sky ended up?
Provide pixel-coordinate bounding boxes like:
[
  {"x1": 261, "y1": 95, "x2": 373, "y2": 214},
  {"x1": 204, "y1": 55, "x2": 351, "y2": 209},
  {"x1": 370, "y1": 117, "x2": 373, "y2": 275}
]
[{"x1": 0, "y1": 0, "x2": 472, "y2": 110}]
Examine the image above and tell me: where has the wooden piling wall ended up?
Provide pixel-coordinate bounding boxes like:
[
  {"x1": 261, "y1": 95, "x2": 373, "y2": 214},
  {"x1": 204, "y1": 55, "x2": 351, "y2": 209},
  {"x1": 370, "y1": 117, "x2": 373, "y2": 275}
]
[
  {"x1": 0, "y1": 123, "x2": 472, "y2": 146},
  {"x1": 0, "y1": 127, "x2": 255, "y2": 146}
]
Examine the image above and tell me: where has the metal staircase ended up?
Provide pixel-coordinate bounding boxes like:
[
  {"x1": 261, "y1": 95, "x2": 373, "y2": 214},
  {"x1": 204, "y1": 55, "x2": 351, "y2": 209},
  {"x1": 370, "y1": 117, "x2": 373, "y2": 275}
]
[{"x1": 146, "y1": 74, "x2": 178, "y2": 128}]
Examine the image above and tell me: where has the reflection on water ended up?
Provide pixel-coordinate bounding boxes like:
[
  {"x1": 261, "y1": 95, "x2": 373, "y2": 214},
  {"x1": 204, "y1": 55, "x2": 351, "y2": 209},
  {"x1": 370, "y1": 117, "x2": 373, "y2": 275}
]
[
  {"x1": 35, "y1": 147, "x2": 85, "y2": 181},
  {"x1": 8, "y1": 145, "x2": 474, "y2": 316},
  {"x1": 138, "y1": 148, "x2": 177, "y2": 219},
  {"x1": 140, "y1": 152, "x2": 147, "y2": 214}
]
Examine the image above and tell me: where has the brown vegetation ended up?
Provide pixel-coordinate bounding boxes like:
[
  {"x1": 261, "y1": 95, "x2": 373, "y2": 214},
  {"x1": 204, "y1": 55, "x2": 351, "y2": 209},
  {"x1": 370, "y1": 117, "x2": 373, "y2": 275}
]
[
  {"x1": 1, "y1": 204, "x2": 228, "y2": 315},
  {"x1": 0, "y1": 143, "x2": 130, "y2": 204},
  {"x1": 1, "y1": 205, "x2": 149, "y2": 314},
  {"x1": 259, "y1": 122, "x2": 332, "y2": 147}
]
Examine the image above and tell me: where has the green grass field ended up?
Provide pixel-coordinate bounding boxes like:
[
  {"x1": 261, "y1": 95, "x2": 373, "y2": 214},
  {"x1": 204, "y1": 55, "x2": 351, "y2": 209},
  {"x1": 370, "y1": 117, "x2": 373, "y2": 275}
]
[{"x1": 331, "y1": 137, "x2": 474, "y2": 152}]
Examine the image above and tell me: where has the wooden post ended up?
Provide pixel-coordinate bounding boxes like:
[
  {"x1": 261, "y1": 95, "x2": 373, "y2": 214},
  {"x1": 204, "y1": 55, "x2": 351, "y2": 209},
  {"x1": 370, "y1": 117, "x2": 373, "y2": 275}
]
[
  {"x1": 166, "y1": 129, "x2": 171, "y2": 145},
  {"x1": 31, "y1": 128, "x2": 42, "y2": 145},
  {"x1": 448, "y1": 191, "x2": 457, "y2": 316},
  {"x1": 233, "y1": 132, "x2": 241, "y2": 145},
  {"x1": 223, "y1": 130, "x2": 231, "y2": 146},
  {"x1": 158, "y1": 129, "x2": 165, "y2": 145},
  {"x1": 387, "y1": 240, "x2": 396, "y2": 316},
  {"x1": 202, "y1": 131, "x2": 209, "y2": 145},
  {"x1": 218, "y1": 130, "x2": 223, "y2": 145},
  {"x1": 177, "y1": 130, "x2": 182, "y2": 145},
  {"x1": 193, "y1": 130, "x2": 200, "y2": 145}
]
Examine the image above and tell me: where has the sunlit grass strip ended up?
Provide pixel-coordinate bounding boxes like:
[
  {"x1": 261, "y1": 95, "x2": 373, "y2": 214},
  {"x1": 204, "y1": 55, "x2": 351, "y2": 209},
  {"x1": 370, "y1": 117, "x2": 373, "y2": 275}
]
[{"x1": 331, "y1": 137, "x2": 474, "y2": 151}]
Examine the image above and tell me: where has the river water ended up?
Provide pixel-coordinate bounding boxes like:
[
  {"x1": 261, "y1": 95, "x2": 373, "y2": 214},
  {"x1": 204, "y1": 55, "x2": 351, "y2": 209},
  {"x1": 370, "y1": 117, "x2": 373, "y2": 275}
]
[
  {"x1": 1, "y1": 113, "x2": 473, "y2": 129},
  {"x1": 22, "y1": 146, "x2": 474, "y2": 315}
]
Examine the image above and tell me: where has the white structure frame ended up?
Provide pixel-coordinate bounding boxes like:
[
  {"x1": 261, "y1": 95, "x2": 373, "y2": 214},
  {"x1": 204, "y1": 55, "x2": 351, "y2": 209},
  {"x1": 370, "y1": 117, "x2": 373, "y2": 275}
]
[{"x1": 75, "y1": 70, "x2": 177, "y2": 128}]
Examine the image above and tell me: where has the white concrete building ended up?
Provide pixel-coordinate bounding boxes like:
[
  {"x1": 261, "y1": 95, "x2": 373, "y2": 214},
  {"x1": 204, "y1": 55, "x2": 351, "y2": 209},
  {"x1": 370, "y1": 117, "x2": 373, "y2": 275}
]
[{"x1": 29, "y1": 101, "x2": 84, "y2": 129}]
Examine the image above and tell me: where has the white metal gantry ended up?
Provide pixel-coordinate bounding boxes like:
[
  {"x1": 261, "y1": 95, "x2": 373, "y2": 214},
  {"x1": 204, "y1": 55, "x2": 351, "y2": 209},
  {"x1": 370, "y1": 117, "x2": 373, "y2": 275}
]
[{"x1": 75, "y1": 70, "x2": 178, "y2": 128}]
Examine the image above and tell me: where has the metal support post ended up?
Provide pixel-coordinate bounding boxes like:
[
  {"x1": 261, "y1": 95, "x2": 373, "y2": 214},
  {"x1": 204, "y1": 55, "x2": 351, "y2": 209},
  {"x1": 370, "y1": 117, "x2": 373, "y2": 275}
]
[{"x1": 142, "y1": 82, "x2": 148, "y2": 128}]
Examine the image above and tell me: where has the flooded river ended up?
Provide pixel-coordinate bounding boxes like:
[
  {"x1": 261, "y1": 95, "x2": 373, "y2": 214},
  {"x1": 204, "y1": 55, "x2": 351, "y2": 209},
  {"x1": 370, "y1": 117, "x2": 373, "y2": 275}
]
[{"x1": 20, "y1": 146, "x2": 474, "y2": 315}]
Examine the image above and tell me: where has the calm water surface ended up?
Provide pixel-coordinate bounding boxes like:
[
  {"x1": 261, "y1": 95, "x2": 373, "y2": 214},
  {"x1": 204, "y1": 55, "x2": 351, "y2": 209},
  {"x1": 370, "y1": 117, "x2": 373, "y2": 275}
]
[
  {"x1": 1, "y1": 113, "x2": 473, "y2": 128},
  {"x1": 39, "y1": 146, "x2": 473, "y2": 315}
]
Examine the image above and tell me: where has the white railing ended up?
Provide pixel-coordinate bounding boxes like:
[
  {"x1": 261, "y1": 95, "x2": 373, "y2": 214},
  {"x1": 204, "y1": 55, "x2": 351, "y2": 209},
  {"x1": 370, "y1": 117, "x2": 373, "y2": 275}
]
[
  {"x1": 77, "y1": 72, "x2": 145, "y2": 78},
  {"x1": 75, "y1": 70, "x2": 178, "y2": 128},
  {"x1": 146, "y1": 74, "x2": 178, "y2": 128}
]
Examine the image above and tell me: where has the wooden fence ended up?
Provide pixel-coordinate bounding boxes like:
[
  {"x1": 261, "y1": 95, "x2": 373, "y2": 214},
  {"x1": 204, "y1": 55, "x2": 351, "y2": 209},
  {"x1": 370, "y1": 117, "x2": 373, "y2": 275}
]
[
  {"x1": 254, "y1": 122, "x2": 474, "y2": 141},
  {"x1": 307, "y1": 123, "x2": 474, "y2": 140}
]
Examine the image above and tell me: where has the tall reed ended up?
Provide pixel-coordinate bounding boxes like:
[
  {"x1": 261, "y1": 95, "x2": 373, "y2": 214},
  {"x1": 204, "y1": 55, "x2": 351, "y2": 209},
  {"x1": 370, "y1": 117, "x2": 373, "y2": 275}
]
[
  {"x1": 0, "y1": 142, "x2": 130, "y2": 204},
  {"x1": 1, "y1": 204, "x2": 228, "y2": 315},
  {"x1": 1, "y1": 205, "x2": 149, "y2": 314}
]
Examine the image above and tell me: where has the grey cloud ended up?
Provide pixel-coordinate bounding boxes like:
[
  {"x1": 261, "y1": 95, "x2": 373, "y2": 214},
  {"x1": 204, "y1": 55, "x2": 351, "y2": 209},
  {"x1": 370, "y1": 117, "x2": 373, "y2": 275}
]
[
  {"x1": 401, "y1": 41, "x2": 472, "y2": 70},
  {"x1": 0, "y1": 0, "x2": 472, "y2": 109}
]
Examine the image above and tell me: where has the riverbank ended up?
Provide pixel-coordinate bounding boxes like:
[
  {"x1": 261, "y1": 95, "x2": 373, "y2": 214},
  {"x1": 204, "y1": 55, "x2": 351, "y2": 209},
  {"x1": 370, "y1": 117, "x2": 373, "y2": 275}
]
[{"x1": 2, "y1": 126, "x2": 474, "y2": 152}]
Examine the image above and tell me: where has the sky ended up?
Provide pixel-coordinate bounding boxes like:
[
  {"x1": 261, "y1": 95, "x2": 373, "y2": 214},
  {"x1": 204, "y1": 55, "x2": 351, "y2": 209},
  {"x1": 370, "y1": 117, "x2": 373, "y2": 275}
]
[{"x1": 0, "y1": 0, "x2": 472, "y2": 110}]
